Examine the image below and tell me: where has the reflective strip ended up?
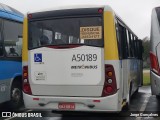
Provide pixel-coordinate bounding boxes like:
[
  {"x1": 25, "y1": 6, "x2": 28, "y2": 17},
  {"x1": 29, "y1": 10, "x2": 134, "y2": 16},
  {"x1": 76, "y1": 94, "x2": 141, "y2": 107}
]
[
  {"x1": 104, "y1": 11, "x2": 119, "y2": 60},
  {"x1": 22, "y1": 17, "x2": 28, "y2": 62}
]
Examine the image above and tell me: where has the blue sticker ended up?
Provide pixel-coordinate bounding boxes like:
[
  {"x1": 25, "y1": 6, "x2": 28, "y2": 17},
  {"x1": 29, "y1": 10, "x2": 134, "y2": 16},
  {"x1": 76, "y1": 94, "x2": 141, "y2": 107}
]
[{"x1": 34, "y1": 53, "x2": 42, "y2": 62}]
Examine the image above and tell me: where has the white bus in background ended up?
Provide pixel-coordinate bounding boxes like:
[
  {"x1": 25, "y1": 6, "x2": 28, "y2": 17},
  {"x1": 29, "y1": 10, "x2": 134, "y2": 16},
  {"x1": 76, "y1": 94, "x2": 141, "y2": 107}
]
[
  {"x1": 22, "y1": 5, "x2": 143, "y2": 112},
  {"x1": 150, "y1": 7, "x2": 160, "y2": 98}
]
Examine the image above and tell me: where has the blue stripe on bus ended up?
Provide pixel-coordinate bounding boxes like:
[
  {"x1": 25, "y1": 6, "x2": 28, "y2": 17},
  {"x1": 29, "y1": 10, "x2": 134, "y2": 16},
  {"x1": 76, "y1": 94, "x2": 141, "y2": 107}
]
[
  {"x1": 8, "y1": 13, "x2": 23, "y2": 22},
  {"x1": 0, "y1": 10, "x2": 23, "y2": 22},
  {"x1": 0, "y1": 61, "x2": 22, "y2": 80},
  {"x1": 0, "y1": 3, "x2": 23, "y2": 22}
]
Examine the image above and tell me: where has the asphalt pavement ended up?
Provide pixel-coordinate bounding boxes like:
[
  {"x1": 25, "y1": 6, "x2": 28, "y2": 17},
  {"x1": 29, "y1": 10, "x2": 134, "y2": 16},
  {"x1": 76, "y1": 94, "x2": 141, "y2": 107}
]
[{"x1": 1, "y1": 86, "x2": 160, "y2": 120}]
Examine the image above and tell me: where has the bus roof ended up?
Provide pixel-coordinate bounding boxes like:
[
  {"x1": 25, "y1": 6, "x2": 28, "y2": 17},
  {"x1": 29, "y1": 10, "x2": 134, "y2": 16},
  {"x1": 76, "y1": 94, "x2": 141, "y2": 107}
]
[
  {"x1": 29, "y1": 5, "x2": 105, "y2": 13},
  {"x1": 0, "y1": 3, "x2": 23, "y2": 22}
]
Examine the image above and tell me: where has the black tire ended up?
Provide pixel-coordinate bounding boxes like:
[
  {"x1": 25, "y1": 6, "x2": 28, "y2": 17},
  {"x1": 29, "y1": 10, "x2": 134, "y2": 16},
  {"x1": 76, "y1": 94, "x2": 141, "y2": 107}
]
[
  {"x1": 135, "y1": 88, "x2": 139, "y2": 93},
  {"x1": 9, "y1": 81, "x2": 23, "y2": 109},
  {"x1": 125, "y1": 93, "x2": 131, "y2": 110},
  {"x1": 156, "y1": 95, "x2": 160, "y2": 99},
  {"x1": 123, "y1": 83, "x2": 132, "y2": 111}
]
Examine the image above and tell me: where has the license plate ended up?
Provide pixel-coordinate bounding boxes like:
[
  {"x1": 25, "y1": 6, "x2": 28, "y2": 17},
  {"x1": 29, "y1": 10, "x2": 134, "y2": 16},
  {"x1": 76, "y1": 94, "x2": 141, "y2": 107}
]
[{"x1": 58, "y1": 103, "x2": 75, "y2": 110}]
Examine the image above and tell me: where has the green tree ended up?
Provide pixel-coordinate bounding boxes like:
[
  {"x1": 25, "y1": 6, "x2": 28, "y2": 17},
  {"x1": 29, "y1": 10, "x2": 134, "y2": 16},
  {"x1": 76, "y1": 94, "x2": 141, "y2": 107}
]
[{"x1": 142, "y1": 37, "x2": 150, "y2": 68}]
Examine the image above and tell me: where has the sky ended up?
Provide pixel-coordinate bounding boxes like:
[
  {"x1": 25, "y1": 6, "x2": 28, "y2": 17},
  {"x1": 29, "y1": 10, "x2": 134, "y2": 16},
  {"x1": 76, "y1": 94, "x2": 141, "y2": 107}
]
[{"x1": 0, "y1": 0, "x2": 160, "y2": 39}]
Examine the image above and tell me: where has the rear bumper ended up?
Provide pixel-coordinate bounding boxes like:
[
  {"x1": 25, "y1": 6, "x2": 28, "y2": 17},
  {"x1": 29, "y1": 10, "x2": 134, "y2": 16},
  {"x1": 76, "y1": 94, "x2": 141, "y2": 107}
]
[
  {"x1": 23, "y1": 92, "x2": 121, "y2": 112},
  {"x1": 151, "y1": 71, "x2": 160, "y2": 95}
]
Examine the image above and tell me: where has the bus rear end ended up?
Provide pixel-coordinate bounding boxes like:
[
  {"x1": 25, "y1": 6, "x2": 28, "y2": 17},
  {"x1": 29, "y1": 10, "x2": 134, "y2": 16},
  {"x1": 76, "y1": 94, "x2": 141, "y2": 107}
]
[
  {"x1": 23, "y1": 6, "x2": 121, "y2": 112},
  {"x1": 150, "y1": 7, "x2": 160, "y2": 97}
]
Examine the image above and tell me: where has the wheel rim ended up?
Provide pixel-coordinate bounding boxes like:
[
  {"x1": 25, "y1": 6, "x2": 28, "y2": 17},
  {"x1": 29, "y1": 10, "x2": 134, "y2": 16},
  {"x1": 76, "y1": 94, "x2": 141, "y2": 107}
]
[{"x1": 12, "y1": 88, "x2": 21, "y2": 104}]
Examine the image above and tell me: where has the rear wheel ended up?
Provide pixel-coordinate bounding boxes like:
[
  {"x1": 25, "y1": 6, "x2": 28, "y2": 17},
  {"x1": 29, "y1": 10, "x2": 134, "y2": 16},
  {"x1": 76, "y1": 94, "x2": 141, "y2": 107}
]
[
  {"x1": 135, "y1": 88, "x2": 139, "y2": 93},
  {"x1": 156, "y1": 95, "x2": 160, "y2": 99},
  {"x1": 123, "y1": 83, "x2": 132, "y2": 110},
  {"x1": 9, "y1": 81, "x2": 23, "y2": 109},
  {"x1": 124, "y1": 93, "x2": 131, "y2": 110}
]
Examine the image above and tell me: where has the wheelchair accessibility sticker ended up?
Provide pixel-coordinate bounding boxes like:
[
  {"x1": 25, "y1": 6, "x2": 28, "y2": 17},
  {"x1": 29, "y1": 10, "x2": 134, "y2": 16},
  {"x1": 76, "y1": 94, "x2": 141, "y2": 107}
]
[{"x1": 34, "y1": 53, "x2": 42, "y2": 62}]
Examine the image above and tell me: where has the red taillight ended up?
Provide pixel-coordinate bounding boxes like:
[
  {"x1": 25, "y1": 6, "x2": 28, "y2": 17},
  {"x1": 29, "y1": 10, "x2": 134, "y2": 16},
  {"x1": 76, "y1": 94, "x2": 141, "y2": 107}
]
[
  {"x1": 28, "y1": 14, "x2": 32, "y2": 19},
  {"x1": 150, "y1": 52, "x2": 160, "y2": 75},
  {"x1": 23, "y1": 66, "x2": 32, "y2": 95},
  {"x1": 105, "y1": 86, "x2": 113, "y2": 93},
  {"x1": 102, "y1": 64, "x2": 117, "y2": 97},
  {"x1": 98, "y1": 8, "x2": 103, "y2": 14}
]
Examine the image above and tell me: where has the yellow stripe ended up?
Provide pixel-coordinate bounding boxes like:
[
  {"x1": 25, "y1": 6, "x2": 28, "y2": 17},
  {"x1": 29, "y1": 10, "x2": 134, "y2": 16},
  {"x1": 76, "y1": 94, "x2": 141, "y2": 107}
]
[
  {"x1": 22, "y1": 17, "x2": 28, "y2": 62},
  {"x1": 104, "y1": 11, "x2": 119, "y2": 60}
]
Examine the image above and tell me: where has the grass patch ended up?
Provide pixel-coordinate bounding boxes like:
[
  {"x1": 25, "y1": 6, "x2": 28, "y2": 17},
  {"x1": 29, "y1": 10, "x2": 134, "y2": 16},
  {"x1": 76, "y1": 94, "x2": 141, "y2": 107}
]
[{"x1": 143, "y1": 72, "x2": 150, "y2": 86}]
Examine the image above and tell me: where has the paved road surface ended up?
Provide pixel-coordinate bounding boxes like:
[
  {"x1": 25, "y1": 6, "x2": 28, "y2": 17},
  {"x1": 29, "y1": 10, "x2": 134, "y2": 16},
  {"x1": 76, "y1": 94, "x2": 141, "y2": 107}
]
[{"x1": 1, "y1": 86, "x2": 160, "y2": 120}]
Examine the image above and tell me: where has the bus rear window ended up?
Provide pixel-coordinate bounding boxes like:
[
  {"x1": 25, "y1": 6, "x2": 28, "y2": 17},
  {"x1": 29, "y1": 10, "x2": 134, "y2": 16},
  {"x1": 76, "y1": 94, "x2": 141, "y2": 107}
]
[{"x1": 28, "y1": 17, "x2": 103, "y2": 49}]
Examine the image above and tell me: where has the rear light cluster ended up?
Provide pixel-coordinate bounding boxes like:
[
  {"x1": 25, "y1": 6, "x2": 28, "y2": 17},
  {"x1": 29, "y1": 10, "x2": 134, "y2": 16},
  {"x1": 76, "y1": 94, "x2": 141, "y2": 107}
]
[
  {"x1": 98, "y1": 8, "x2": 103, "y2": 14},
  {"x1": 23, "y1": 66, "x2": 32, "y2": 95},
  {"x1": 102, "y1": 64, "x2": 117, "y2": 97},
  {"x1": 150, "y1": 52, "x2": 160, "y2": 75},
  {"x1": 28, "y1": 14, "x2": 32, "y2": 19}
]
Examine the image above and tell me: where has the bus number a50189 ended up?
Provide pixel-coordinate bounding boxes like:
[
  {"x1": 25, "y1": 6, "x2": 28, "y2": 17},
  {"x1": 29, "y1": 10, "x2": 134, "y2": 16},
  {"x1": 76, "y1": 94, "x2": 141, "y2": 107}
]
[{"x1": 72, "y1": 54, "x2": 97, "y2": 62}]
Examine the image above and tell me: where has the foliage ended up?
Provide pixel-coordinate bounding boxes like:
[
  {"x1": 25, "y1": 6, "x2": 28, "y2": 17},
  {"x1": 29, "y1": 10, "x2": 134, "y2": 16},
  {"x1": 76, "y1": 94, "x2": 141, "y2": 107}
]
[
  {"x1": 142, "y1": 37, "x2": 150, "y2": 68},
  {"x1": 143, "y1": 72, "x2": 150, "y2": 86}
]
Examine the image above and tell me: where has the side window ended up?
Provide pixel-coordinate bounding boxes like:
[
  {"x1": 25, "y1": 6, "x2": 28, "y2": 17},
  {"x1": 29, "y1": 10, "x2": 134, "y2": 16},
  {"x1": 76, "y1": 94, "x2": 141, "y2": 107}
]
[
  {"x1": 134, "y1": 37, "x2": 138, "y2": 58},
  {"x1": 0, "y1": 19, "x2": 3, "y2": 56},
  {"x1": 137, "y1": 40, "x2": 143, "y2": 60},
  {"x1": 3, "y1": 20, "x2": 22, "y2": 57},
  {"x1": 132, "y1": 35, "x2": 136, "y2": 58},
  {"x1": 135, "y1": 39, "x2": 140, "y2": 59},
  {"x1": 128, "y1": 33, "x2": 134, "y2": 57},
  {"x1": 116, "y1": 21, "x2": 129, "y2": 59},
  {"x1": 115, "y1": 21, "x2": 122, "y2": 59},
  {"x1": 126, "y1": 30, "x2": 131, "y2": 57}
]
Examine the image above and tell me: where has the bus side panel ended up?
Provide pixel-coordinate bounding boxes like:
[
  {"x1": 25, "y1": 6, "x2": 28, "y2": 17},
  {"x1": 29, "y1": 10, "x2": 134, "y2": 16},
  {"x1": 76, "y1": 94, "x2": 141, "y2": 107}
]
[
  {"x1": 0, "y1": 79, "x2": 10, "y2": 103},
  {"x1": 138, "y1": 60, "x2": 143, "y2": 86},
  {"x1": 0, "y1": 61, "x2": 22, "y2": 103},
  {"x1": 150, "y1": 71, "x2": 160, "y2": 95},
  {"x1": 104, "y1": 60, "x2": 121, "y2": 111},
  {"x1": 151, "y1": 8, "x2": 160, "y2": 66},
  {"x1": 103, "y1": 10, "x2": 119, "y2": 60},
  {"x1": 150, "y1": 9, "x2": 160, "y2": 54},
  {"x1": 121, "y1": 60, "x2": 128, "y2": 100},
  {"x1": 104, "y1": 10, "x2": 122, "y2": 110},
  {"x1": 150, "y1": 8, "x2": 160, "y2": 95},
  {"x1": 121, "y1": 59, "x2": 141, "y2": 102},
  {"x1": 121, "y1": 59, "x2": 137, "y2": 98},
  {"x1": 130, "y1": 59, "x2": 139, "y2": 94}
]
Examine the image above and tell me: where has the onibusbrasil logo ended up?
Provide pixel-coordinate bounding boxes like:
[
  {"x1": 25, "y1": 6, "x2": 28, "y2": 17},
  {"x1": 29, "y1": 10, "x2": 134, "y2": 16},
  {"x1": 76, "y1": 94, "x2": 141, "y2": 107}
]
[{"x1": 2, "y1": 112, "x2": 42, "y2": 118}]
